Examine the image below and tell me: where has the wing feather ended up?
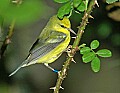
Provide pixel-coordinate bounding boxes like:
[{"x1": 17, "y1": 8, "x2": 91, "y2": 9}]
[{"x1": 27, "y1": 30, "x2": 66, "y2": 63}]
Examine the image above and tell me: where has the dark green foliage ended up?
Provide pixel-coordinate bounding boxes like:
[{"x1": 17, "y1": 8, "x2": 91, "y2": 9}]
[
  {"x1": 73, "y1": 0, "x2": 82, "y2": 8},
  {"x1": 54, "y1": 0, "x2": 119, "y2": 19},
  {"x1": 57, "y1": 2, "x2": 72, "y2": 19},
  {"x1": 54, "y1": 0, "x2": 89, "y2": 19}
]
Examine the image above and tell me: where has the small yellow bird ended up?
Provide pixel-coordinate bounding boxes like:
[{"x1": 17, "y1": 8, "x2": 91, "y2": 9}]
[{"x1": 9, "y1": 15, "x2": 76, "y2": 76}]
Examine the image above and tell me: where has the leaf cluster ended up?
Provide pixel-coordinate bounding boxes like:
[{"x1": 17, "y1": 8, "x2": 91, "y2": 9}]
[
  {"x1": 54, "y1": 0, "x2": 89, "y2": 19},
  {"x1": 54, "y1": 0, "x2": 120, "y2": 19},
  {"x1": 79, "y1": 40, "x2": 112, "y2": 72}
]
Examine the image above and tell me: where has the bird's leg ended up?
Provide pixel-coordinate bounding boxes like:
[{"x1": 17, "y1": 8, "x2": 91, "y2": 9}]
[
  {"x1": 66, "y1": 45, "x2": 72, "y2": 53},
  {"x1": 65, "y1": 45, "x2": 77, "y2": 63},
  {"x1": 44, "y1": 63, "x2": 59, "y2": 73},
  {"x1": 65, "y1": 45, "x2": 73, "y2": 58}
]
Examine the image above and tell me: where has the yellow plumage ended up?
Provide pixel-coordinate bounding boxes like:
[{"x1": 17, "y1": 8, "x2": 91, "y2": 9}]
[{"x1": 9, "y1": 15, "x2": 75, "y2": 76}]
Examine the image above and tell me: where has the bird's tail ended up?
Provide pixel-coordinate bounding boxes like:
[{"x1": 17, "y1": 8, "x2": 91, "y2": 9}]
[{"x1": 9, "y1": 60, "x2": 28, "y2": 77}]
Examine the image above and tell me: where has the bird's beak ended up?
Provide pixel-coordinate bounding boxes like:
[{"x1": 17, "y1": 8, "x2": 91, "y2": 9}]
[{"x1": 68, "y1": 28, "x2": 76, "y2": 35}]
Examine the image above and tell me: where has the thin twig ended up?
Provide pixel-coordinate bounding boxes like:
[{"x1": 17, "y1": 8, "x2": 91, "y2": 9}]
[
  {"x1": 0, "y1": 20, "x2": 15, "y2": 58},
  {"x1": 53, "y1": 0, "x2": 98, "y2": 93},
  {"x1": 0, "y1": 0, "x2": 23, "y2": 58}
]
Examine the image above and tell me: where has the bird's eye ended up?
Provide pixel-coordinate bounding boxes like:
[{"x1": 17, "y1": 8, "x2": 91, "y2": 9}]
[{"x1": 60, "y1": 24, "x2": 66, "y2": 28}]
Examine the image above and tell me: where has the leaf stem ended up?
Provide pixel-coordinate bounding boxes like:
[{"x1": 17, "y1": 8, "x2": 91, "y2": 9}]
[{"x1": 53, "y1": 0, "x2": 97, "y2": 93}]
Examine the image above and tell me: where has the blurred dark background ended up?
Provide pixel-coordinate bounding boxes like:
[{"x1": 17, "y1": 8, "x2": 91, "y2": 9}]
[{"x1": 0, "y1": 0, "x2": 120, "y2": 93}]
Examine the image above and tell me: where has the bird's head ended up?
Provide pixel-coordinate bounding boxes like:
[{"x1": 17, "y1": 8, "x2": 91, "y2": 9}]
[{"x1": 49, "y1": 15, "x2": 76, "y2": 35}]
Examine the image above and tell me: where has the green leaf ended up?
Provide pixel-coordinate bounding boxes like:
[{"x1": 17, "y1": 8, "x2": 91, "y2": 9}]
[
  {"x1": 54, "y1": 0, "x2": 70, "y2": 3},
  {"x1": 73, "y1": 0, "x2": 82, "y2": 7},
  {"x1": 96, "y1": 49, "x2": 112, "y2": 57},
  {"x1": 90, "y1": 40, "x2": 99, "y2": 49},
  {"x1": 57, "y1": 2, "x2": 72, "y2": 19},
  {"x1": 78, "y1": 43, "x2": 86, "y2": 49},
  {"x1": 82, "y1": 52, "x2": 95, "y2": 63},
  {"x1": 106, "y1": 0, "x2": 118, "y2": 4},
  {"x1": 91, "y1": 57, "x2": 100, "y2": 72},
  {"x1": 77, "y1": 0, "x2": 88, "y2": 12},
  {"x1": 80, "y1": 47, "x2": 91, "y2": 54}
]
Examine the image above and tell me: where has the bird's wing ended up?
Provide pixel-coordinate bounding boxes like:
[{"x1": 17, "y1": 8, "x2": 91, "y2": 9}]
[
  {"x1": 9, "y1": 31, "x2": 66, "y2": 76},
  {"x1": 27, "y1": 30, "x2": 67, "y2": 62}
]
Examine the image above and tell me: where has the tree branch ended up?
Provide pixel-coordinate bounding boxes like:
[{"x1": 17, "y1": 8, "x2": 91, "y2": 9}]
[
  {"x1": 0, "y1": 20, "x2": 15, "y2": 58},
  {"x1": 53, "y1": 0, "x2": 98, "y2": 93}
]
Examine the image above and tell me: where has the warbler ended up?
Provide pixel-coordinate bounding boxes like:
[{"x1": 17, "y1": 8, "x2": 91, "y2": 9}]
[{"x1": 9, "y1": 15, "x2": 76, "y2": 76}]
